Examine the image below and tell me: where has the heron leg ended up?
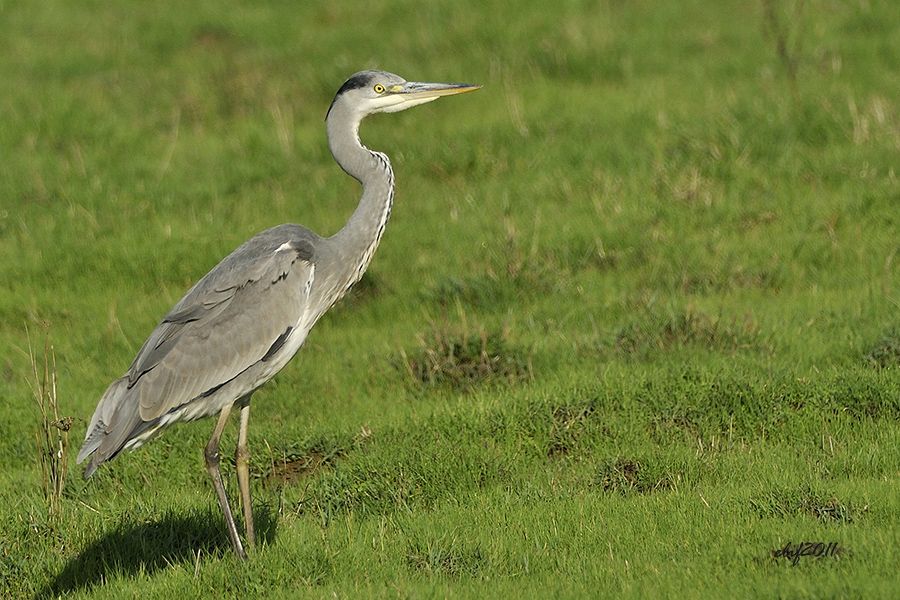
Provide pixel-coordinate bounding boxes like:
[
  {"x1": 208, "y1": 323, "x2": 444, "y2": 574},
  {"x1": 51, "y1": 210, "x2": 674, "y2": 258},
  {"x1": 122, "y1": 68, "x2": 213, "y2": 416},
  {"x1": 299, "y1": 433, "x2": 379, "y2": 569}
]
[
  {"x1": 204, "y1": 403, "x2": 247, "y2": 560},
  {"x1": 235, "y1": 400, "x2": 255, "y2": 548}
]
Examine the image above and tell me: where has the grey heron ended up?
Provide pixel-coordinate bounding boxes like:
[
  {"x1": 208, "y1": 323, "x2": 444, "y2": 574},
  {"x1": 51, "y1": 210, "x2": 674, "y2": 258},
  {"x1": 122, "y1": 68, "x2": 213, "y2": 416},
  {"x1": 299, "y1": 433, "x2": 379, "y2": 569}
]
[{"x1": 77, "y1": 70, "x2": 479, "y2": 559}]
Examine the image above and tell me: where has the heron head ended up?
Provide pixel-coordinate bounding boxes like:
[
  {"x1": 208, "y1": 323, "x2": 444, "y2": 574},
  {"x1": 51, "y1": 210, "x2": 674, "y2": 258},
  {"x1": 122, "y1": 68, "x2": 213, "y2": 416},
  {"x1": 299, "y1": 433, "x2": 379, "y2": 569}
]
[{"x1": 326, "y1": 70, "x2": 480, "y2": 120}]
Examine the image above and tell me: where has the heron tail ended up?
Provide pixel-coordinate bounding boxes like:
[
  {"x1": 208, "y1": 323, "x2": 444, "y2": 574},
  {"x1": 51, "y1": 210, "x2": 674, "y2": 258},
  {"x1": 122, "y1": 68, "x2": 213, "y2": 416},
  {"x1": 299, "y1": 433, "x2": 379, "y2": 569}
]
[{"x1": 77, "y1": 377, "x2": 134, "y2": 477}]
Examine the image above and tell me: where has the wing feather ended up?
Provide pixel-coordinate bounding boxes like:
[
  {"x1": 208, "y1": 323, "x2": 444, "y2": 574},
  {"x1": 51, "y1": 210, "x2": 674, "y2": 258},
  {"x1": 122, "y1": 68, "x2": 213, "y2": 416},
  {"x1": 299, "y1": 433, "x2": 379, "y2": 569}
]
[
  {"x1": 134, "y1": 244, "x2": 313, "y2": 420},
  {"x1": 78, "y1": 225, "x2": 320, "y2": 473}
]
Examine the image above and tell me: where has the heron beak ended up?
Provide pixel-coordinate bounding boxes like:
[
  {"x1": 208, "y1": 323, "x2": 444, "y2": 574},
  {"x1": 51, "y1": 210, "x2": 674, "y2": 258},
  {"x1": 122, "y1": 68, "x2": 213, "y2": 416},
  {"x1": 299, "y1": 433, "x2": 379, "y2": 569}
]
[
  {"x1": 392, "y1": 81, "x2": 482, "y2": 100},
  {"x1": 374, "y1": 80, "x2": 480, "y2": 113}
]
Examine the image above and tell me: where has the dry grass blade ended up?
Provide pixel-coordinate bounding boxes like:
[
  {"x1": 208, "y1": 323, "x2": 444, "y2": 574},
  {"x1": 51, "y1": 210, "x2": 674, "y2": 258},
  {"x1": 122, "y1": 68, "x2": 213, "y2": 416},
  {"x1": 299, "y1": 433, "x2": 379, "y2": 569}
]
[{"x1": 27, "y1": 329, "x2": 71, "y2": 522}]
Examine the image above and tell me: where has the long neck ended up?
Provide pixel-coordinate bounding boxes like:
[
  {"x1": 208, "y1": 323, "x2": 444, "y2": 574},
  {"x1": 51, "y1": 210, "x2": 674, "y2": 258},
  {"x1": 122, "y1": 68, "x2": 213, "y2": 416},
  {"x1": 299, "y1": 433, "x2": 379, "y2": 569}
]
[{"x1": 326, "y1": 102, "x2": 394, "y2": 284}]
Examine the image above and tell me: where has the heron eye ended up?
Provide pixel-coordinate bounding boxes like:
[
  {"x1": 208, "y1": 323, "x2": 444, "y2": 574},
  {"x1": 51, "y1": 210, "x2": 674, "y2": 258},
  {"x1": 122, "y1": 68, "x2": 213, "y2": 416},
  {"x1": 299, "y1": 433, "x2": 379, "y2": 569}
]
[{"x1": 373, "y1": 84, "x2": 385, "y2": 94}]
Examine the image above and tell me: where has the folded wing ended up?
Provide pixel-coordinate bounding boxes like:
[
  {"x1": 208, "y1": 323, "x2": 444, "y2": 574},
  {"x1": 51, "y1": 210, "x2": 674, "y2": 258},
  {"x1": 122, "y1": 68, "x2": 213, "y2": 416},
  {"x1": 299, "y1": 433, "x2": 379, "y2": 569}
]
[{"x1": 78, "y1": 228, "x2": 316, "y2": 474}]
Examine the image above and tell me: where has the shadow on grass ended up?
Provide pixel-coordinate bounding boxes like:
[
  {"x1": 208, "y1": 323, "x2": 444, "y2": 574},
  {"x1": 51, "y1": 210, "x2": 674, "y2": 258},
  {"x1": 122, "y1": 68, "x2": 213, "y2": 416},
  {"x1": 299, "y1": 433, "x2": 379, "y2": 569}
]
[{"x1": 38, "y1": 506, "x2": 276, "y2": 598}]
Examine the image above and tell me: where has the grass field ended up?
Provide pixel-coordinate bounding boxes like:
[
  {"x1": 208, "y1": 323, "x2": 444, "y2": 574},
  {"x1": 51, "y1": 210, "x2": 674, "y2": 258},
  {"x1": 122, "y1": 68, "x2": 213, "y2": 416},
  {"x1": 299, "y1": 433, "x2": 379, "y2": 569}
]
[{"x1": 2, "y1": 0, "x2": 899, "y2": 597}]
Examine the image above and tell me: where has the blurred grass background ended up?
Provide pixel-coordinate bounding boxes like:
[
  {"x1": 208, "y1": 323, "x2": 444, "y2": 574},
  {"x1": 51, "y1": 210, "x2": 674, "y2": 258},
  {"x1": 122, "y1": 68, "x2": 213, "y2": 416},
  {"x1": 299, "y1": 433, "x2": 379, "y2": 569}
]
[{"x1": 1, "y1": 0, "x2": 898, "y2": 597}]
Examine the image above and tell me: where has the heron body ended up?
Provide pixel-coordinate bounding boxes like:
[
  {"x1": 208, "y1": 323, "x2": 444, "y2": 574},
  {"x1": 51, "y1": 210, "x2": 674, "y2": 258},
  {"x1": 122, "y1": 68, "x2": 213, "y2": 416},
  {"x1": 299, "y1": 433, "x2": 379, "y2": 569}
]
[{"x1": 77, "y1": 70, "x2": 479, "y2": 559}]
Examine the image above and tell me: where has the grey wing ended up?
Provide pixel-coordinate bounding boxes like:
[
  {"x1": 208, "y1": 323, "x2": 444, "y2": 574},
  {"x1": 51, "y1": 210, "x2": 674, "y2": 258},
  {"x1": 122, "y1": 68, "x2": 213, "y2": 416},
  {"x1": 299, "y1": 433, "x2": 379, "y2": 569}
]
[{"x1": 78, "y1": 228, "x2": 317, "y2": 472}]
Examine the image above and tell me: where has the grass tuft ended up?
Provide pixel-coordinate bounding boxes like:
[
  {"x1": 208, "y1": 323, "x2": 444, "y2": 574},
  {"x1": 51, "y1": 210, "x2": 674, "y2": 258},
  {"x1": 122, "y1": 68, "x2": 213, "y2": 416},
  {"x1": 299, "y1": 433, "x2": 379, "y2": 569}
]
[
  {"x1": 612, "y1": 307, "x2": 763, "y2": 357},
  {"x1": 28, "y1": 331, "x2": 71, "y2": 523},
  {"x1": 264, "y1": 449, "x2": 340, "y2": 487},
  {"x1": 557, "y1": 237, "x2": 624, "y2": 273},
  {"x1": 398, "y1": 322, "x2": 531, "y2": 390},
  {"x1": 406, "y1": 536, "x2": 486, "y2": 577},
  {"x1": 595, "y1": 457, "x2": 677, "y2": 495},
  {"x1": 750, "y1": 486, "x2": 868, "y2": 523},
  {"x1": 863, "y1": 328, "x2": 900, "y2": 369},
  {"x1": 547, "y1": 402, "x2": 597, "y2": 458},
  {"x1": 260, "y1": 432, "x2": 358, "y2": 486},
  {"x1": 678, "y1": 265, "x2": 784, "y2": 294}
]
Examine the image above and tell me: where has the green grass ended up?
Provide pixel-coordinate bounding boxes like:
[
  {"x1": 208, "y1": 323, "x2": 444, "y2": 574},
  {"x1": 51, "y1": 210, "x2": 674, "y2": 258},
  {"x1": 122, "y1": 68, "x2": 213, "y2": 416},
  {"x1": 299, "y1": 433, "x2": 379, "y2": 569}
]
[{"x1": 2, "y1": 0, "x2": 899, "y2": 597}]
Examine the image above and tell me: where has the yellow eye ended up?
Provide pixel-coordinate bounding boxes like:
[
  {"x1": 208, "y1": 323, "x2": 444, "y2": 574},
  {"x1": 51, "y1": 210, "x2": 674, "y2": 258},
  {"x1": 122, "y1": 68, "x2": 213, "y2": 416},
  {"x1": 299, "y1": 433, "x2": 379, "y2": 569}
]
[{"x1": 373, "y1": 84, "x2": 385, "y2": 94}]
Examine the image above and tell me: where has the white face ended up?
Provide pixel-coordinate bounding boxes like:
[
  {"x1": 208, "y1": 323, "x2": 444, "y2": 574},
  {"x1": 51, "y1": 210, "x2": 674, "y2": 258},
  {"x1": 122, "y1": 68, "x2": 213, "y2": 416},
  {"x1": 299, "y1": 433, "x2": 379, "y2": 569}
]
[
  {"x1": 342, "y1": 75, "x2": 441, "y2": 115},
  {"x1": 329, "y1": 70, "x2": 480, "y2": 119}
]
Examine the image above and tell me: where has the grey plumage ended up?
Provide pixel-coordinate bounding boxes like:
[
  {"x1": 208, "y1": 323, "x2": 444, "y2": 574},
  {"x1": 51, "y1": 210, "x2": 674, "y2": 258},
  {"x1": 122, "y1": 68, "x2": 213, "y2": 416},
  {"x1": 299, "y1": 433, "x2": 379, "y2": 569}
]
[
  {"x1": 77, "y1": 69, "x2": 479, "y2": 559},
  {"x1": 78, "y1": 225, "x2": 319, "y2": 475}
]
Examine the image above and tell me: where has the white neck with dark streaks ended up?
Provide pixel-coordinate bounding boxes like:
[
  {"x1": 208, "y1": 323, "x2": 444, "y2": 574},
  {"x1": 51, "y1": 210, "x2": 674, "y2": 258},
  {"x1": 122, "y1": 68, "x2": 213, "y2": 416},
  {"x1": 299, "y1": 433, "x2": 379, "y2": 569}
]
[{"x1": 326, "y1": 101, "x2": 394, "y2": 287}]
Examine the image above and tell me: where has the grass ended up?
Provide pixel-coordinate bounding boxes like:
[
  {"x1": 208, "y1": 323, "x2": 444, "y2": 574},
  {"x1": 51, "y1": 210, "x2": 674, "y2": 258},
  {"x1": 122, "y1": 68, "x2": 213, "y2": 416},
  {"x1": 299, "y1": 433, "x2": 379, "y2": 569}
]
[
  {"x1": 1, "y1": 0, "x2": 899, "y2": 597},
  {"x1": 27, "y1": 334, "x2": 69, "y2": 524}
]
